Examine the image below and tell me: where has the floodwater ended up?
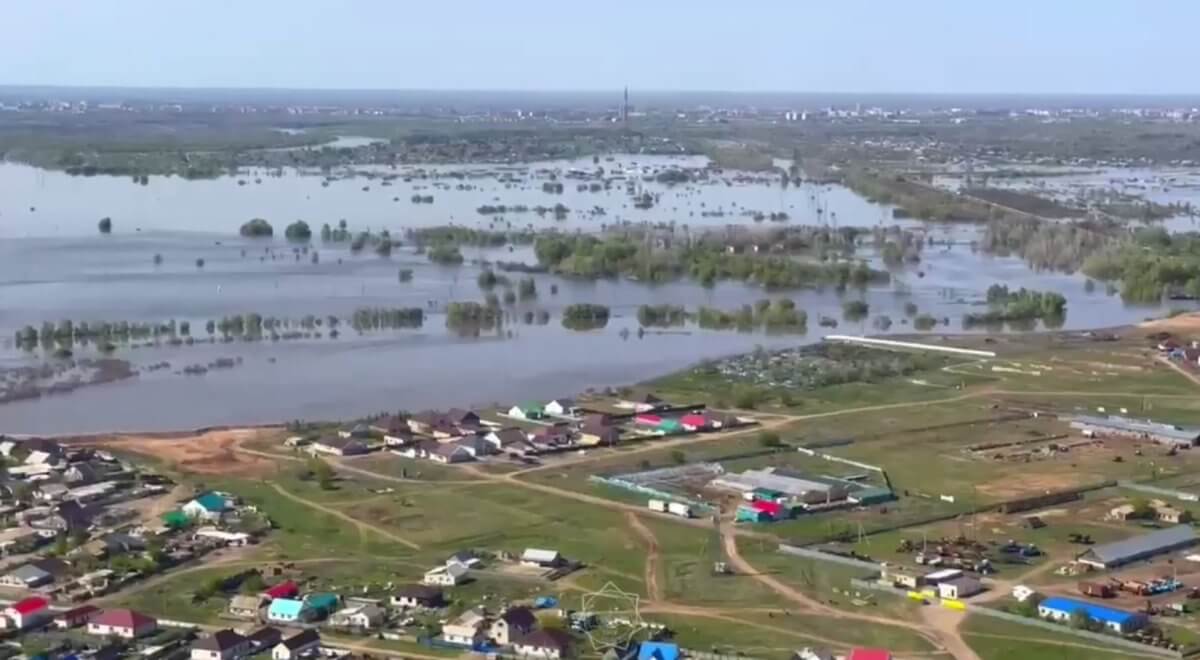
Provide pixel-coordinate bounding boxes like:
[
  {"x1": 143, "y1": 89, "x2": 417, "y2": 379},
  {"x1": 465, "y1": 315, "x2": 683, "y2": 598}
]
[{"x1": 0, "y1": 156, "x2": 1187, "y2": 434}]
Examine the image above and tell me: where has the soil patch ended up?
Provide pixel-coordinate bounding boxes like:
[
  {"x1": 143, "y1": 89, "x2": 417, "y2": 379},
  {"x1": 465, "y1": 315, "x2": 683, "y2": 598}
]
[{"x1": 71, "y1": 428, "x2": 281, "y2": 477}]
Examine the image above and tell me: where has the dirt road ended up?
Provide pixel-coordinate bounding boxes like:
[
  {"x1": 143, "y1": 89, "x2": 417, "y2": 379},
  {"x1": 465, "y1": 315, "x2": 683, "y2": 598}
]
[
  {"x1": 919, "y1": 607, "x2": 982, "y2": 660},
  {"x1": 625, "y1": 512, "x2": 663, "y2": 603}
]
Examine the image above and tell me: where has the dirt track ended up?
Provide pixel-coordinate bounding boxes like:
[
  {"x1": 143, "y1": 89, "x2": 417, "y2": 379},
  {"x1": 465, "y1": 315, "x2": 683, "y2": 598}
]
[
  {"x1": 625, "y1": 512, "x2": 663, "y2": 603},
  {"x1": 71, "y1": 428, "x2": 282, "y2": 477}
]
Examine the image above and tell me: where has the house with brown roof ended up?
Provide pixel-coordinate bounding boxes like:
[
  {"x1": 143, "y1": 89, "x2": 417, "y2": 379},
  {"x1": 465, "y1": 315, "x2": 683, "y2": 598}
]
[
  {"x1": 392, "y1": 584, "x2": 446, "y2": 609},
  {"x1": 191, "y1": 629, "x2": 251, "y2": 660},
  {"x1": 579, "y1": 420, "x2": 620, "y2": 446},
  {"x1": 272, "y1": 629, "x2": 320, "y2": 660},
  {"x1": 431, "y1": 443, "x2": 475, "y2": 464},
  {"x1": 486, "y1": 428, "x2": 530, "y2": 451},
  {"x1": 88, "y1": 608, "x2": 158, "y2": 638},
  {"x1": 491, "y1": 606, "x2": 538, "y2": 645}
]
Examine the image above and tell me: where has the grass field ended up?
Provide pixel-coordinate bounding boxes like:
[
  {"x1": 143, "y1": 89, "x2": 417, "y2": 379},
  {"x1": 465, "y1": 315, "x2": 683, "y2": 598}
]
[{"x1": 960, "y1": 614, "x2": 1154, "y2": 660}]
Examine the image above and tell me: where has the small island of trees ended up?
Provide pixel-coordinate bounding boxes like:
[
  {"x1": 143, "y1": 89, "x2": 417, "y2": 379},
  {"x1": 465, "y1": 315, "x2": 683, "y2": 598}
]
[
  {"x1": 240, "y1": 218, "x2": 274, "y2": 237},
  {"x1": 285, "y1": 220, "x2": 312, "y2": 241}
]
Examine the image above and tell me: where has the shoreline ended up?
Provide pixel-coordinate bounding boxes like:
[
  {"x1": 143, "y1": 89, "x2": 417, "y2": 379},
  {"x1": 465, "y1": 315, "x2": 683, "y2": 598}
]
[{"x1": 26, "y1": 316, "x2": 1184, "y2": 441}]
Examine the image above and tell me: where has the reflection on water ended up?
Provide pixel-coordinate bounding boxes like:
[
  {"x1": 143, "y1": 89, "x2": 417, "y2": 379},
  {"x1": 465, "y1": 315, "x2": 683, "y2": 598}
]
[{"x1": 0, "y1": 156, "x2": 1191, "y2": 434}]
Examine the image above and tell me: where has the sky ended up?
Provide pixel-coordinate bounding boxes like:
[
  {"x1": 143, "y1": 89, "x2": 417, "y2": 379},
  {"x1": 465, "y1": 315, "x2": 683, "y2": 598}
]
[{"x1": 2, "y1": 1, "x2": 1195, "y2": 95}]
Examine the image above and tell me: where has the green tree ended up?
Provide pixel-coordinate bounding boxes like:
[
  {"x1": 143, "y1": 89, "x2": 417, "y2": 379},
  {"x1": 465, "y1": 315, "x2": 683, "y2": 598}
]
[
  {"x1": 758, "y1": 431, "x2": 783, "y2": 448},
  {"x1": 98, "y1": 217, "x2": 113, "y2": 234},
  {"x1": 240, "y1": 218, "x2": 274, "y2": 237},
  {"x1": 285, "y1": 220, "x2": 312, "y2": 241}
]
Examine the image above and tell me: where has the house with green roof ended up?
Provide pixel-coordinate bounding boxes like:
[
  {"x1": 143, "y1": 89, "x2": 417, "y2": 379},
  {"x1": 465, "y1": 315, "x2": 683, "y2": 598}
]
[
  {"x1": 182, "y1": 491, "x2": 235, "y2": 523},
  {"x1": 267, "y1": 598, "x2": 313, "y2": 624},
  {"x1": 657, "y1": 418, "x2": 684, "y2": 434},
  {"x1": 304, "y1": 592, "x2": 340, "y2": 617},
  {"x1": 508, "y1": 402, "x2": 546, "y2": 420}
]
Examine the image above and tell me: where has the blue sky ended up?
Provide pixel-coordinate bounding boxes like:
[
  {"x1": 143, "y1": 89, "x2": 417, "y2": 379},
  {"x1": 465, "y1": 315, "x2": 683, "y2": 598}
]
[{"x1": 2, "y1": 1, "x2": 1193, "y2": 94}]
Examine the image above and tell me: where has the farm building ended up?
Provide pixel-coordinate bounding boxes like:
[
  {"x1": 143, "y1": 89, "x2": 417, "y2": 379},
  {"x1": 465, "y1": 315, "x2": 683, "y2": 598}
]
[
  {"x1": 634, "y1": 414, "x2": 663, "y2": 427},
  {"x1": 1037, "y1": 597, "x2": 1147, "y2": 633},
  {"x1": 544, "y1": 399, "x2": 578, "y2": 416},
  {"x1": 1067, "y1": 414, "x2": 1200, "y2": 447},
  {"x1": 736, "y1": 499, "x2": 787, "y2": 523},
  {"x1": 309, "y1": 436, "x2": 369, "y2": 456},
  {"x1": 937, "y1": 577, "x2": 982, "y2": 600},
  {"x1": 521, "y1": 548, "x2": 565, "y2": 568},
  {"x1": 712, "y1": 468, "x2": 851, "y2": 504},
  {"x1": 1077, "y1": 524, "x2": 1198, "y2": 569}
]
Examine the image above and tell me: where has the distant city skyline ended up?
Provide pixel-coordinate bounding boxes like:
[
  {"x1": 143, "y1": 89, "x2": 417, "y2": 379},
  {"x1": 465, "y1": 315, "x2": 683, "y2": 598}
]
[{"x1": 3, "y1": 1, "x2": 1196, "y2": 95}]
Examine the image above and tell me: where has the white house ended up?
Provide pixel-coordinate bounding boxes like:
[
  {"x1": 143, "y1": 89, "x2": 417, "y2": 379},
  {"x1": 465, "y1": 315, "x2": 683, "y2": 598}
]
[
  {"x1": 543, "y1": 399, "x2": 578, "y2": 417},
  {"x1": 442, "y1": 609, "x2": 488, "y2": 647},
  {"x1": 191, "y1": 629, "x2": 251, "y2": 660},
  {"x1": 194, "y1": 528, "x2": 252, "y2": 547},
  {"x1": 272, "y1": 630, "x2": 320, "y2": 660},
  {"x1": 3, "y1": 597, "x2": 50, "y2": 629},
  {"x1": 512, "y1": 629, "x2": 573, "y2": 659},
  {"x1": 87, "y1": 609, "x2": 158, "y2": 639},
  {"x1": 330, "y1": 603, "x2": 384, "y2": 629},
  {"x1": 423, "y1": 562, "x2": 469, "y2": 587},
  {"x1": 937, "y1": 577, "x2": 983, "y2": 600},
  {"x1": 182, "y1": 492, "x2": 235, "y2": 523}
]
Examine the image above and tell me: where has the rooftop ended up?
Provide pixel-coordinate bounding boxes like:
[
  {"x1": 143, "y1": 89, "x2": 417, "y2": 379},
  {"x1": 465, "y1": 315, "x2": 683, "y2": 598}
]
[
  {"x1": 1069, "y1": 414, "x2": 1200, "y2": 442},
  {"x1": 1040, "y1": 597, "x2": 1141, "y2": 624},
  {"x1": 1080, "y1": 524, "x2": 1197, "y2": 565}
]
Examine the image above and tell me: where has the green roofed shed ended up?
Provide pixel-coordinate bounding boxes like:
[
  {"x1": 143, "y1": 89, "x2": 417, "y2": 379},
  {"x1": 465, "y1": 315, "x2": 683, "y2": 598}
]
[
  {"x1": 657, "y1": 419, "x2": 683, "y2": 434},
  {"x1": 162, "y1": 510, "x2": 190, "y2": 528}
]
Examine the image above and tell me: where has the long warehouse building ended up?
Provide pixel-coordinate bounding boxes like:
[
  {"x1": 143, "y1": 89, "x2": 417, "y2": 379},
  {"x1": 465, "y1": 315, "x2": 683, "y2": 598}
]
[
  {"x1": 1067, "y1": 414, "x2": 1200, "y2": 448},
  {"x1": 1077, "y1": 524, "x2": 1198, "y2": 569}
]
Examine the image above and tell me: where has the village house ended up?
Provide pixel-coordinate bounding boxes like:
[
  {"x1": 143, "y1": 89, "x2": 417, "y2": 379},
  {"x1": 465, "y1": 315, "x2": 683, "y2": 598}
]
[
  {"x1": 266, "y1": 598, "x2": 313, "y2": 624},
  {"x1": 509, "y1": 402, "x2": 547, "y2": 420},
  {"x1": 3, "y1": 596, "x2": 50, "y2": 629},
  {"x1": 248, "y1": 627, "x2": 282, "y2": 652},
  {"x1": 183, "y1": 491, "x2": 236, "y2": 523},
  {"x1": 431, "y1": 443, "x2": 475, "y2": 464},
  {"x1": 229, "y1": 594, "x2": 264, "y2": 619},
  {"x1": 442, "y1": 609, "x2": 488, "y2": 647},
  {"x1": 485, "y1": 428, "x2": 529, "y2": 451},
  {"x1": 64, "y1": 463, "x2": 98, "y2": 484},
  {"x1": 192, "y1": 629, "x2": 251, "y2": 660},
  {"x1": 308, "y1": 436, "x2": 369, "y2": 457},
  {"x1": 54, "y1": 604, "x2": 99, "y2": 629},
  {"x1": 272, "y1": 630, "x2": 321, "y2": 660},
  {"x1": 88, "y1": 608, "x2": 158, "y2": 639},
  {"x1": 262, "y1": 580, "x2": 300, "y2": 601},
  {"x1": 424, "y1": 562, "x2": 470, "y2": 586},
  {"x1": 579, "y1": 419, "x2": 620, "y2": 446},
  {"x1": 937, "y1": 576, "x2": 983, "y2": 600},
  {"x1": 0, "y1": 557, "x2": 68, "y2": 589},
  {"x1": 398, "y1": 439, "x2": 439, "y2": 460},
  {"x1": 513, "y1": 629, "x2": 574, "y2": 659},
  {"x1": 679, "y1": 413, "x2": 714, "y2": 432},
  {"x1": 0, "y1": 527, "x2": 40, "y2": 556},
  {"x1": 456, "y1": 434, "x2": 498, "y2": 458},
  {"x1": 34, "y1": 482, "x2": 69, "y2": 502},
  {"x1": 337, "y1": 423, "x2": 373, "y2": 439},
  {"x1": 330, "y1": 603, "x2": 385, "y2": 629},
  {"x1": 491, "y1": 606, "x2": 538, "y2": 645},
  {"x1": 544, "y1": 398, "x2": 579, "y2": 417},
  {"x1": 392, "y1": 584, "x2": 447, "y2": 609},
  {"x1": 36, "y1": 500, "x2": 96, "y2": 532},
  {"x1": 370, "y1": 415, "x2": 410, "y2": 439}
]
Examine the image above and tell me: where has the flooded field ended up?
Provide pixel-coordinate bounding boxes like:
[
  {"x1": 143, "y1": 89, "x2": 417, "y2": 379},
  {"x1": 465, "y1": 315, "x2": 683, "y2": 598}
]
[{"x1": 0, "y1": 156, "x2": 1188, "y2": 434}]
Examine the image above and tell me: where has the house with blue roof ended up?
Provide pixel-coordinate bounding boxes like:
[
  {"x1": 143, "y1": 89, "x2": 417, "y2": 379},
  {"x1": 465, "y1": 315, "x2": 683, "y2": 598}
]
[
  {"x1": 182, "y1": 491, "x2": 235, "y2": 523},
  {"x1": 1038, "y1": 596, "x2": 1147, "y2": 633},
  {"x1": 267, "y1": 598, "x2": 314, "y2": 624},
  {"x1": 637, "y1": 641, "x2": 680, "y2": 660}
]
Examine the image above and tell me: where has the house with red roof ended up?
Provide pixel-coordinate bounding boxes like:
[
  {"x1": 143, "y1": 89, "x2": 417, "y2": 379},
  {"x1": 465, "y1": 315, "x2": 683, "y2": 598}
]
[
  {"x1": 848, "y1": 649, "x2": 892, "y2": 660},
  {"x1": 263, "y1": 580, "x2": 300, "y2": 601},
  {"x1": 54, "y1": 604, "x2": 100, "y2": 629},
  {"x1": 679, "y1": 413, "x2": 711, "y2": 431},
  {"x1": 634, "y1": 414, "x2": 663, "y2": 427},
  {"x1": 4, "y1": 596, "x2": 50, "y2": 628},
  {"x1": 87, "y1": 608, "x2": 158, "y2": 638}
]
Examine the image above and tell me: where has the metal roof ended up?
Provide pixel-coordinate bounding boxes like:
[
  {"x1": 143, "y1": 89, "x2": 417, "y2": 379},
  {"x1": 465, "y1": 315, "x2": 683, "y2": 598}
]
[
  {"x1": 1039, "y1": 597, "x2": 1140, "y2": 624},
  {"x1": 1069, "y1": 414, "x2": 1200, "y2": 442},
  {"x1": 1081, "y1": 524, "x2": 1197, "y2": 565}
]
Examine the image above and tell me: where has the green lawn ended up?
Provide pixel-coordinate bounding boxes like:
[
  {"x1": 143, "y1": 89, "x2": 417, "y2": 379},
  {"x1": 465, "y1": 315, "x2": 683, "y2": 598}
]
[{"x1": 961, "y1": 614, "x2": 1154, "y2": 660}]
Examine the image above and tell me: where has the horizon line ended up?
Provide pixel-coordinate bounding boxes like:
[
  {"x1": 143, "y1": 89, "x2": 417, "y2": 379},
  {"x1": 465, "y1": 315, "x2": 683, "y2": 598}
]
[{"x1": 1, "y1": 83, "x2": 1199, "y2": 99}]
